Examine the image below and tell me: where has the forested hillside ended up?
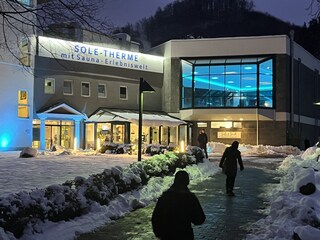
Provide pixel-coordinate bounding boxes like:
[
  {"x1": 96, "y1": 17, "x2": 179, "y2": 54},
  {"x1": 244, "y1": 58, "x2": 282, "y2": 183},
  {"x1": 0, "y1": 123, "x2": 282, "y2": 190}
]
[{"x1": 115, "y1": 0, "x2": 320, "y2": 59}]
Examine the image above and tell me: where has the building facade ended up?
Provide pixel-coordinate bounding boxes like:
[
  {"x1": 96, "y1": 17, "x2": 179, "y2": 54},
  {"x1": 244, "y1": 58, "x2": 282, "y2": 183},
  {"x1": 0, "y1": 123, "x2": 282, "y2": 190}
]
[
  {"x1": 0, "y1": 0, "x2": 34, "y2": 150},
  {"x1": 1, "y1": 31, "x2": 319, "y2": 151},
  {"x1": 150, "y1": 35, "x2": 320, "y2": 148}
]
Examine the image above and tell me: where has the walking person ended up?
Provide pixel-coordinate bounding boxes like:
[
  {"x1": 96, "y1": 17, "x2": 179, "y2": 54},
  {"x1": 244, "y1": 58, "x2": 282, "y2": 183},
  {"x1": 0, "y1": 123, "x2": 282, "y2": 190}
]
[
  {"x1": 152, "y1": 170, "x2": 206, "y2": 240},
  {"x1": 219, "y1": 141, "x2": 244, "y2": 196},
  {"x1": 197, "y1": 129, "x2": 208, "y2": 159}
]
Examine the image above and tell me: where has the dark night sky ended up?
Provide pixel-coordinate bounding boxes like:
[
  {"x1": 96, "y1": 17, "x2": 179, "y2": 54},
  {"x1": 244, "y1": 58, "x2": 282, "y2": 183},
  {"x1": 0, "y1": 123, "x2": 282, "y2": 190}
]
[{"x1": 102, "y1": 0, "x2": 314, "y2": 27}]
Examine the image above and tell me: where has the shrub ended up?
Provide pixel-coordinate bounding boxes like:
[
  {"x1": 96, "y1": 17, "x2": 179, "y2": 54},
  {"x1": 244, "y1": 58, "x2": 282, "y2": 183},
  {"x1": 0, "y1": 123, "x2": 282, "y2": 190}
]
[{"x1": 0, "y1": 147, "x2": 201, "y2": 238}]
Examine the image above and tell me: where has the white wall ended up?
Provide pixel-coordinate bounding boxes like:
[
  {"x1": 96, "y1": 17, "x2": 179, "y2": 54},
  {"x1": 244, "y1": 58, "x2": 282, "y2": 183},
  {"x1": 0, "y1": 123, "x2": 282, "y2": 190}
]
[{"x1": 0, "y1": 62, "x2": 34, "y2": 150}]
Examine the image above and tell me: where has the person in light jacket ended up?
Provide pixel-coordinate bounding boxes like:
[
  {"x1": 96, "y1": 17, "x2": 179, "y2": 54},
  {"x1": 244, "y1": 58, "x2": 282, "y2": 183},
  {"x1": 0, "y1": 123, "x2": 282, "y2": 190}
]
[
  {"x1": 219, "y1": 141, "x2": 244, "y2": 196},
  {"x1": 152, "y1": 170, "x2": 206, "y2": 240}
]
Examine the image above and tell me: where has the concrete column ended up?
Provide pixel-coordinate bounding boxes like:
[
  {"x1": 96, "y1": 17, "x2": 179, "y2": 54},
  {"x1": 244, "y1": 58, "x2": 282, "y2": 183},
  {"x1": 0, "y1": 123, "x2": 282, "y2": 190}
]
[{"x1": 40, "y1": 119, "x2": 46, "y2": 150}]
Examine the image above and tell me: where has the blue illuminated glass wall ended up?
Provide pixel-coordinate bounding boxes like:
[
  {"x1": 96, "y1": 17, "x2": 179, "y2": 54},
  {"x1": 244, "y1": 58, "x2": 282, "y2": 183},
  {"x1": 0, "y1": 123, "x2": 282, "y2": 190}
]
[{"x1": 181, "y1": 57, "x2": 273, "y2": 109}]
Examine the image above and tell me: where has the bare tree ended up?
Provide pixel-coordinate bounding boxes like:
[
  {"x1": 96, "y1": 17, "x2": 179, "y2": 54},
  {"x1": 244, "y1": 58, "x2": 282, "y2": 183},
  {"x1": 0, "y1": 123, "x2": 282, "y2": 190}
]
[
  {"x1": 308, "y1": 0, "x2": 320, "y2": 18},
  {"x1": 0, "y1": 0, "x2": 113, "y2": 64}
]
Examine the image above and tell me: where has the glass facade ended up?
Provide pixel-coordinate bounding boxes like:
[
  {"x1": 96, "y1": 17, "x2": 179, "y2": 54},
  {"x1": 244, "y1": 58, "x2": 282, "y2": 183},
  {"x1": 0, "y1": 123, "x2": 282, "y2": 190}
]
[
  {"x1": 181, "y1": 57, "x2": 274, "y2": 109},
  {"x1": 32, "y1": 120, "x2": 74, "y2": 150}
]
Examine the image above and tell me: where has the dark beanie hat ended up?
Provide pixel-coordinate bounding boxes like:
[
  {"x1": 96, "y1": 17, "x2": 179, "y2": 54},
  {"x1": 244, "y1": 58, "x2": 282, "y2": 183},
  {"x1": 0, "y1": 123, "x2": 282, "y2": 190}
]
[{"x1": 174, "y1": 170, "x2": 190, "y2": 187}]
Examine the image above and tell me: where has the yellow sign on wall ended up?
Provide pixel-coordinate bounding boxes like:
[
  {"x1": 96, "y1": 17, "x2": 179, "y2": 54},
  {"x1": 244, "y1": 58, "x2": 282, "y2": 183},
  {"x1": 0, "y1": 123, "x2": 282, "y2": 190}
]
[{"x1": 217, "y1": 132, "x2": 241, "y2": 139}]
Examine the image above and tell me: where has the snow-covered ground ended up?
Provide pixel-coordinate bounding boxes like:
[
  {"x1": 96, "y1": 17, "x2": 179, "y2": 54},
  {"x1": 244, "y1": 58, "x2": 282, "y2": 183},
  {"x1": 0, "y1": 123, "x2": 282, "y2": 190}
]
[
  {"x1": 0, "y1": 151, "x2": 143, "y2": 197},
  {"x1": 246, "y1": 145, "x2": 320, "y2": 240},
  {"x1": 1, "y1": 142, "x2": 319, "y2": 240},
  {"x1": 0, "y1": 143, "x2": 299, "y2": 197}
]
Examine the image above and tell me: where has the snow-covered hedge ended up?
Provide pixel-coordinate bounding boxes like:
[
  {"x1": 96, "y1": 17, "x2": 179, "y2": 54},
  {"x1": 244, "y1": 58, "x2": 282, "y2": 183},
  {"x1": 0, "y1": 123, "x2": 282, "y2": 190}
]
[
  {"x1": 0, "y1": 149, "x2": 203, "y2": 238},
  {"x1": 99, "y1": 143, "x2": 180, "y2": 155}
]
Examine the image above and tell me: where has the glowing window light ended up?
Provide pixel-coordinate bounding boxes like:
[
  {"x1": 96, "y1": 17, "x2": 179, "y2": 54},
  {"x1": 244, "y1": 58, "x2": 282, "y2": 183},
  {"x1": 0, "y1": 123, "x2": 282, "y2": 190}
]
[
  {"x1": 74, "y1": 137, "x2": 77, "y2": 150},
  {"x1": 180, "y1": 140, "x2": 185, "y2": 153},
  {"x1": 194, "y1": 76, "x2": 272, "y2": 92},
  {"x1": 225, "y1": 122, "x2": 232, "y2": 129},
  {"x1": 225, "y1": 71, "x2": 238, "y2": 74},
  {"x1": 102, "y1": 125, "x2": 109, "y2": 130},
  {"x1": 97, "y1": 138, "x2": 101, "y2": 150}
]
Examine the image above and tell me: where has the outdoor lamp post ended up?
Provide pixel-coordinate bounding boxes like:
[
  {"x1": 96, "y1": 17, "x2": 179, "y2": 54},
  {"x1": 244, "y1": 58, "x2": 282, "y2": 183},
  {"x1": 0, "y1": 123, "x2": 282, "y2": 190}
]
[{"x1": 138, "y1": 77, "x2": 155, "y2": 161}]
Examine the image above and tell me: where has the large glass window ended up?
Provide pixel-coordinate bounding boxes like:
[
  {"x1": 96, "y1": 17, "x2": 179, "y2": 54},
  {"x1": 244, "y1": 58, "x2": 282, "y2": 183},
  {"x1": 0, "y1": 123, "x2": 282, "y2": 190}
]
[
  {"x1": 181, "y1": 60, "x2": 193, "y2": 108},
  {"x1": 181, "y1": 57, "x2": 274, "y2": 109},
  {"x1": 259, "y1": 59, "x2": 273, "y2": 107}
]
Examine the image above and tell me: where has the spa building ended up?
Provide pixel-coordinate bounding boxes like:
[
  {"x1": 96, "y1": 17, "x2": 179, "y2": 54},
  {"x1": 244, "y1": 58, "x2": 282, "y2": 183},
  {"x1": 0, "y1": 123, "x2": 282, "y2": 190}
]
[{"x1": 1, "y1": 32, "x2": 320, "y2": 150}]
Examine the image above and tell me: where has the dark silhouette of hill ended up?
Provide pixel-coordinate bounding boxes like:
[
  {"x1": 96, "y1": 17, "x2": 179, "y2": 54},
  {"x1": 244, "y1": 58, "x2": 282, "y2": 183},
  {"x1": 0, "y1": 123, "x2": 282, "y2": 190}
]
[{"x1": 114, "y1": 0, "x2": 320, "y2": 59}]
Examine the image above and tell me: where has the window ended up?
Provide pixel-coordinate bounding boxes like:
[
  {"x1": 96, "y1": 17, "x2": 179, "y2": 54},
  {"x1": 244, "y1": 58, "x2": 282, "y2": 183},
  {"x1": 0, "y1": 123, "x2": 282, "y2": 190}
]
[
  {"x1": 98, "y1": 83, "x2": 107, "y2": 98},
  {"x1": 181, "y1": 60, "x2": 193, "y2": 108},
  {"x1": 81, "y1": 82, "x2": 90, "y2": 97},
  {"x1": 197, "y1": 122, "x2": 207, "y2": 128},
  {"x1": 44, "y1": 78, "x2": 55, "y2": 94},
  {"x1": 63, "y1": 80, "x2": 73, "y2": 95},
  {"x1": 18, "y1": 90, "x2": 29, "y2": 118},
  {"x1": 181, "y1": 57, "x2": 274, "y2": 109},
  {"x1": 18, "y1": 0, "x2": 31, "y2": 6},
  {"x1": 120, "y1": 86, "x2": 127, "y2": 100},
  {"x1": 259, "y1": 59, "x2": 273, "y2": 107},
  {"x1": 211, "y1": 122, "x2": 232, "y2": 128}
]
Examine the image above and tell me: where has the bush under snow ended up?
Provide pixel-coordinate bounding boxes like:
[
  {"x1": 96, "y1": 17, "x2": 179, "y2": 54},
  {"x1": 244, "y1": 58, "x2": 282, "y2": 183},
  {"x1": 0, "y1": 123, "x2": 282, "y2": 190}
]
[{"x1": 0, "y1": 149, "x2": 204, "y2": 238}]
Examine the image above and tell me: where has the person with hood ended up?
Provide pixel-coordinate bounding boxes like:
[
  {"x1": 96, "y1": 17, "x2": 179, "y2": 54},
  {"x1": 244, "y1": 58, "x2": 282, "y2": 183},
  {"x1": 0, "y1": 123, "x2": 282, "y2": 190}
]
[
  {"x1": 219, "y1": 141, "x2": 244, "y2": 196},
  {"x1": 197, "y1": 129, "x2": 208, "y2": 158},
  {"x1": 152, "y1": 170, "x2": 206, "y2": 240}
]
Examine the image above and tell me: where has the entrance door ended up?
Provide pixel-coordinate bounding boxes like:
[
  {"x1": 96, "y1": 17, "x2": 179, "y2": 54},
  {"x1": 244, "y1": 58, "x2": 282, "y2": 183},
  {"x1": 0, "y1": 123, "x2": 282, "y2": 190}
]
[
  {"x1": 61, "y1": 125, "x2": 73, "y2": 149},
  {"x1": 112, "y1": 124, "x2": 125, "y2": 143},
  {"x1": 45, "y1": 125, "x2": 60, "y2": 149}
]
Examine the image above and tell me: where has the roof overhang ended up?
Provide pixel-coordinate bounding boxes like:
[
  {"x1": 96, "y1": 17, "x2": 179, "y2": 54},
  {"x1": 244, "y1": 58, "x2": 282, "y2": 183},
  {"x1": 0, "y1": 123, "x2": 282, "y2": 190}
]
[
  {"x1": 179, "y1": 108, "x2": 276, "y2": 121},
  {"x1": 87, "y1": 109, "x2": 187, "y2": 127},
  {"x1": 37, "y1": 103, "x2": 86, "y2": 121}
]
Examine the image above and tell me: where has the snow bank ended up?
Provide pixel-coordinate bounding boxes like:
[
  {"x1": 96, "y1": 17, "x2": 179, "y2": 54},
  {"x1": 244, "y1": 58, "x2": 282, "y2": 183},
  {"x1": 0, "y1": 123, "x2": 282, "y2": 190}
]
[
  {"x1": 246, "y1": 146, "x2": 320, "y2": 240},
  {"x1": 208, "y1": 142, "x2": 301, "y2": 157}
]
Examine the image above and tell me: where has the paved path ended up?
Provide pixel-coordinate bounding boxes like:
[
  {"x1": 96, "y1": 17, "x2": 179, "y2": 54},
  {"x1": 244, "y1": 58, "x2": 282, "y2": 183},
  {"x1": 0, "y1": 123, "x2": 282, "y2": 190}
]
[{"x1": 78, "y1": 163, "x2": 279, "y2": 240}]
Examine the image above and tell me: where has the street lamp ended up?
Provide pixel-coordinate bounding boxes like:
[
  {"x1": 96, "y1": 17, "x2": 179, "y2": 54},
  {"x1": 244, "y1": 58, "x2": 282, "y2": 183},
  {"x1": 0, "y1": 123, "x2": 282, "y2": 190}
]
[{"x1": 138, "y1": 77, "x2": 155, "y2": 161}]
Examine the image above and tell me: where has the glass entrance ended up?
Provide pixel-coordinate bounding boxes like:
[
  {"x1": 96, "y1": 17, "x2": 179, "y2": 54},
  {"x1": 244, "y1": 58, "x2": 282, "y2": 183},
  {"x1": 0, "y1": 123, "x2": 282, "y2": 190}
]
[
  {"x1": 44, "y1": 120, "x2": 74, "y2": 150},
  {"x1": 45, "y1": 125, "x2": 60, "y2": 149}
]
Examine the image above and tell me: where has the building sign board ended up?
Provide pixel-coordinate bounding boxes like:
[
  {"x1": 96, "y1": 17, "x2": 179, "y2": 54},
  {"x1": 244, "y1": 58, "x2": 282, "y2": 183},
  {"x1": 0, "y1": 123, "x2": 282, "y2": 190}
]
[
  {"x1": 38, "y1": 36, "x2": 163, "y2": 73},
  {"x1": 217, "y1": 132, "x2": 241, "y2": 139}
]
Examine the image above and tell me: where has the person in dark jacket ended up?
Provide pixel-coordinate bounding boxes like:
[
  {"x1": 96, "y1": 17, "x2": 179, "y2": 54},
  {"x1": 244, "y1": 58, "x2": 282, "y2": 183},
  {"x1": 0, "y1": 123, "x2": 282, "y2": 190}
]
[
  {"x1": 152, "y1": 170, "x2": 206, "y2": 240},
  {"x1": 219, "y1": 141, "x2": 244, "y2": 196},
  {"x1": 197, "y1": 129, "x2": 208, "y2": 158}
]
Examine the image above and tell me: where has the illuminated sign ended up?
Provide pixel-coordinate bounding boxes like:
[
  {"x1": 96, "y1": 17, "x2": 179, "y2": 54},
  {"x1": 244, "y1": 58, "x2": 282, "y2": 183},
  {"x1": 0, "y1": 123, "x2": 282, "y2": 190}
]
[
  {"x1": 38, "y1": 36, "x2": 163, "y2": 73},
  {"x1": 217, "y1": 132, "x2": 241, "y2": 139}
]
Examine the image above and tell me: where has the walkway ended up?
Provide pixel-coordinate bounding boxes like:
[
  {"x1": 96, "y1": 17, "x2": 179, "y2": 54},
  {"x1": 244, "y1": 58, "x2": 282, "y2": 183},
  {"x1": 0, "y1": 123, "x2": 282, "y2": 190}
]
[{"x1": 78, "y1": 161, "x2": 280, "y2": 240}]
